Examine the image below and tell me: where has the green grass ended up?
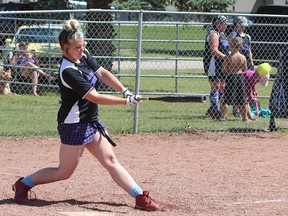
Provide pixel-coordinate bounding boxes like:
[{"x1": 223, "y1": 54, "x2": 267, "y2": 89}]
[
  {"x1": 1, "y1": 68, "x2": 284, "y2": 138},
  {"x1": 0, "y1": 25, "x2": 285, "y2": 138},
  {"x1": 113, "y1": 25, "x2": 206, "y2": 56},
  {"x1": 0, "y1": 95, "x2": 59, "y2": 138}
]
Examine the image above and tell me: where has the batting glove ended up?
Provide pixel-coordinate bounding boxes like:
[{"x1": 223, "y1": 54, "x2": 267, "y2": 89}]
[
  {"x1": 125, "y1": 95, "x2": 141, "y2": 106},
  {"x1": 122, "y1": 88, "x2": 133, "y2": 98}
]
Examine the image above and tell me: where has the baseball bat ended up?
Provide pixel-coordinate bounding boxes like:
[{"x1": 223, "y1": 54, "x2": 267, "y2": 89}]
[{"x1": 140, "y1": 95, "x2": 206, "y2": 103}]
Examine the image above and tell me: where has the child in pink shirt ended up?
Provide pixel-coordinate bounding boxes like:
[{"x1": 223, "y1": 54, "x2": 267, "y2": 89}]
[{"x1": 243, "y1": 68, "x2": 270, "y2": 116}]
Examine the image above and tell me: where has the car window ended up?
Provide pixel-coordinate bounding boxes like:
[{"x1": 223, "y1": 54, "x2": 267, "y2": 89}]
[{"x1": 14, "y1": 28, "x2": 61, "y2": 44}]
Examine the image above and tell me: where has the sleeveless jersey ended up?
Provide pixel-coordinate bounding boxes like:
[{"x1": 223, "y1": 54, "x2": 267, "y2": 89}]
[{"x1": 203, "y1": 29, "x2": 229, "y2": 78}]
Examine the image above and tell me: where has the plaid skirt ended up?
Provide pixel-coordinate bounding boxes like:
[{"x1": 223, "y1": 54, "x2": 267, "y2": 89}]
[{"x1": 58, "y1": 120, "x2": 106, "y2": 146}]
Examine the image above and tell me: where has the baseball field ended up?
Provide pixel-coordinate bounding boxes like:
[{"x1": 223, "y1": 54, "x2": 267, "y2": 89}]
[{"x1": 1, "y1": 132, "x2": 288, "y2": 216}]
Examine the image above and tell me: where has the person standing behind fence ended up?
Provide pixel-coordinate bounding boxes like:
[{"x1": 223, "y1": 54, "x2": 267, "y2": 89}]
[
  {"x1": 228, "y1": 16, "x2": 254, "y2": 117},
  {"x1": 243, "y1": 65, "x2": 270, "y2": 117},
  {"x1": 203, "y1": 15, "x2": 229, "y2": 119},
  {"x1": 220, "y1": 37, "x2": 255, "y2": 121},
  {"x1": 228, "y1": 16, "x2": 254, "y2": 70},
  {"x1": 12, "y1": 19, "x2": 160, "y2": 211}
]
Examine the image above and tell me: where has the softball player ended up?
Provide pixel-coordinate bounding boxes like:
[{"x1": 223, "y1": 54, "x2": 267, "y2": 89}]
[
  {"x1": 12, "y1": 19, "x2": 160, "y2": 211},
  {"x1": 203, "y1": 15, "x2": 229, "y2": 119}
]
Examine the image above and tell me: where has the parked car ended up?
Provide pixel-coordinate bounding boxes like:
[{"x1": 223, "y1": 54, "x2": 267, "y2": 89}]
[{"x1": 4, "y1": 24, "x2": 62, "y2": 68}]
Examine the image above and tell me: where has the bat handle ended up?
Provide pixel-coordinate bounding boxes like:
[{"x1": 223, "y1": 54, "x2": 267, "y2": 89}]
[{"x1": 139, "y1": 97, "x2": 149, "y2": 101}]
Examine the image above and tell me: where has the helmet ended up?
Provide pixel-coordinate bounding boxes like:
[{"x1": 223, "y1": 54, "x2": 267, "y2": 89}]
[
  {"x1": 212, "y1": 15, "x2": 227, "y2": 24},
  {"x1": 235, "y1": 16, "x2": 248, "y2": 27}
]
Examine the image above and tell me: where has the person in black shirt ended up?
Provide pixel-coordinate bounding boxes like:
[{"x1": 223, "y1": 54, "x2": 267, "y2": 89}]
[
  {"x1": 12, "y1": 19, "x2": 160, "y2": 211},
  {"x1": 203, "y1": 15, "x2": 229, "y2": 119},
  {"x1": 228, "y1": 16, "x2": 254, "y2": 70}
]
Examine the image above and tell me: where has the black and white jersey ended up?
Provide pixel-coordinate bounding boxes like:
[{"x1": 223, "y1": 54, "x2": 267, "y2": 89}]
[
  {"x1": 203, "y1": 29, "x2": 229, "y2": 77},
  {"x1": 57, "y1": 51, "x2": 101, "y2": 124}
]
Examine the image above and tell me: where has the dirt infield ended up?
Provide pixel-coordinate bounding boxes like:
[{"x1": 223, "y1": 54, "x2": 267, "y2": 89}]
[{"x1": 1, "y1": 132, "x2": 288, "y2": 216}]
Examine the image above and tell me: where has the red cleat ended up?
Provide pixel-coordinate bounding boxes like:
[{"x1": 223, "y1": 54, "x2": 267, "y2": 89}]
[{"x1": 135, "y1": 190, "x2": 160, "y2": 211}]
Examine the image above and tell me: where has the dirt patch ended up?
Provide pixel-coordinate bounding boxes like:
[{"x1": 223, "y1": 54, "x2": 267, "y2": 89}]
[{"x1": 1, "y1": 132, "x2": 288, "y2": 216}]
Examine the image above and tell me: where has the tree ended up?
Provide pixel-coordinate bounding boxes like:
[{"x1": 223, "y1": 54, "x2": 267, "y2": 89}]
[
  {"x1": 86, "y1": 0, "x2": 115, "y2": 72},
  {"x1": 36, "y1": 0, "x2": 69, "y2": 10},
  {"x1": 171, "y1": 0, "x2": 236, "y2": 12},
  {"x1": 34, "y1": 0, "x2": 70, "y2": 20},
  {"x1": 111, "y1": 0, "x2": 167, "y2": 11}
]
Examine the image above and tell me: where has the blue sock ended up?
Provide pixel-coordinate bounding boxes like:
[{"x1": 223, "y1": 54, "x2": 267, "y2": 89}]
[
  {"x1": 21, "y1": 175, "x2": 35, "y2": 188},
  {"x1": 210, "y1": 91, "x2": 219, "y2": 112},
  {"x1": 129, "y1": 185, "x2": 143, "y2": 198},
  {"x1": 219, "y1": 90, "x2": 223, "y2": 100}
]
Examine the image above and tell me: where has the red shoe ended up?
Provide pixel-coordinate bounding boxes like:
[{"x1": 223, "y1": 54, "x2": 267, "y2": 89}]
[
  {"x1": 12, "y1": 177, "x2": 34, "y2": 204},
  {"x1": 135, "y1": 190, "x2": 160, "y2": 211}
]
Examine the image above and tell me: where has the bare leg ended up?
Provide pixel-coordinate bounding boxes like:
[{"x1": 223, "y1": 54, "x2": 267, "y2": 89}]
[
  {"x1": 86, "y1": 132, "x2": 137, "y2": 193},
  {"x1": 26, "y1": 62, "x2": 54, "y2": 80},
  {"x1": 246, "y1": 104, "x2": 256, "y2": 120},
  {"x1": 30, "y1": 144, "x2": 85, "y2": 185},
  {"x1": 220, "y1": 103, "x2": 229, "y2": 120},
  {"x1": 30, "y1": 70, "x2": 39, "y2": 96},
  {"x1": 237, "y1": 105, "x2": 246, "y2": 121},
  {"x1": 20, "y1": 68, "x2": 39, "y2": 96}
]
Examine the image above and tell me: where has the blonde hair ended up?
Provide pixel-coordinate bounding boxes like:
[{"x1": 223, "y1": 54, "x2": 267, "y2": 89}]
[
  {"x1": 58, "y1": 19, "x2": 84, "y2": 51},
  {"x1": 230, "y1": 37, "x2": 243, "y2": 50}
]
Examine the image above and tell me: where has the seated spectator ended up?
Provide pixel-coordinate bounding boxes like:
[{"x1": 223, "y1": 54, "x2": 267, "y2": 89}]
[{"x1": 10, "y1": 41, "x2": 55, "y2": 96}]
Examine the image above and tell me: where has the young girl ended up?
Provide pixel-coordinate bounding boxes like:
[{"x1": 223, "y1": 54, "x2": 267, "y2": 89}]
[
  {"x1": 12, "y1": 19, "x2": 160, "y2": 211},
  {"x1": 243, "y1": 63, "x2": 270, "y2": 116}
]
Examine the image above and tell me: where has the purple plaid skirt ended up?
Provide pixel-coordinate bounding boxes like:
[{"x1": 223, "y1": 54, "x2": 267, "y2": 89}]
[{"x1": 58, "y1": 120, "x2": 106, "y2": 145}]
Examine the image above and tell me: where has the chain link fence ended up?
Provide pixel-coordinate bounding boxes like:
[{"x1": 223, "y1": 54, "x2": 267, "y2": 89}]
[{"x1": 0, "y1": 9, "x2": 287, "y2": 135}]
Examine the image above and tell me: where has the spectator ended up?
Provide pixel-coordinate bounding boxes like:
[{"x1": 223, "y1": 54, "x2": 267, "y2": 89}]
[
  {"x1": 203, "y1": 15, "x2": 229, "y2": 119},
  {"x1": 243, "y1": 64, "x2": 270, "y2": 117},
  {"x1": 10, "y1": 41, "x2": 55, "y2": 96},
  {"x1": 12, "y1": 19, "x2": 160, "y2": 211},
  {"x1": 220, "y1": 37, "x2": 255, "y2": 121},
  {"x1": 228, "y1": 16, "x2": 254, "y2": 117},
  {"x1": 228, "y1": 16, "x2": 254, "y2": 70}
]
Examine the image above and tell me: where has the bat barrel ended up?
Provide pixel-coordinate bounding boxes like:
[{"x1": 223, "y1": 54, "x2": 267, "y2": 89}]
[{"x1": 140, "y1": 95, "x2": 206, "y2": 103}]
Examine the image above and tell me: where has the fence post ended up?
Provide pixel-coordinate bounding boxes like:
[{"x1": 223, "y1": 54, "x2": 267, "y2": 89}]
[
  {"x1": 133, "y1": 10, "x2": 143, "y2": 134},
  {"x1": 175, "y1": 23, "x2": 179, "y2": 93}
]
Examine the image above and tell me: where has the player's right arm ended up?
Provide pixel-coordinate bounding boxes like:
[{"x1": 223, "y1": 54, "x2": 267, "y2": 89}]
[{"x1": 209, "y1": 32, "x2": 226, "y2": 59}]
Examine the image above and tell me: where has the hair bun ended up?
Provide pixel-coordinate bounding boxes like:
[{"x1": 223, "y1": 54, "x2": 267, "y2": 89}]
[{"x1": 63, "y1": 19, "x2": 79, "y2": 32}]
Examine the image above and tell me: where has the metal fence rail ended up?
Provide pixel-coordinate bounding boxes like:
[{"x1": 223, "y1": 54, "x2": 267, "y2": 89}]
[{"x1": 0, "y1": 9, "x2": 287, "y2": 134}]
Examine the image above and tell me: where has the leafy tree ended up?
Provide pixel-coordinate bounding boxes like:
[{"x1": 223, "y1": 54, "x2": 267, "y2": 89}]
[
  {"x1": 36, "y1": 0, "x2": 69, "y2": 10},
  {"x1": 171, "y1": 0, "x2": 236, "y2": 12},
  {"x1": 34, "y1": 0, "x2": 70, "y2": 20},
  {"x1": 86, "y1": 0, "x2": 115, "y2": 72},
  {"x1": 111, "y1": 0, "x2": 167, "y2": 11}
]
